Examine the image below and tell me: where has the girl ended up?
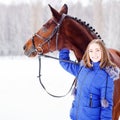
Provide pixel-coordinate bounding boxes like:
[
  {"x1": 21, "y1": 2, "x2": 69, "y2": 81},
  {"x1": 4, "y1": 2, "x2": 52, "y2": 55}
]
[{"x1": 59, "y1": 39, "x2": 119, "y2": 120}]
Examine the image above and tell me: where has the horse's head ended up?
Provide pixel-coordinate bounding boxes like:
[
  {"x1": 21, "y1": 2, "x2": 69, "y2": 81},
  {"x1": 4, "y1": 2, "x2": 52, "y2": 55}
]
[
  {"x1": 23, "y1": 4, "x2": 68, "y2": 57},
  {"x1": 23, "y1": 4, "x2": 100, "y2": 61}
]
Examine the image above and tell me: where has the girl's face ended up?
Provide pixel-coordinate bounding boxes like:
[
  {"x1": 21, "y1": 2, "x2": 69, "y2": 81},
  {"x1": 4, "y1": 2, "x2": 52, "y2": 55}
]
[{"x1": 88, "y1": 43, "x2": 102, "y2": 62}]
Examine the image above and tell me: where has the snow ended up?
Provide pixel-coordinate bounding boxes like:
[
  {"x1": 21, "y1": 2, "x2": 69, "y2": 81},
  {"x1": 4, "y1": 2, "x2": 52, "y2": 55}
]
[
  {"x1": 0, "y1": 56, "x2": 74, "y2": 120},
  {"x1": 0, "y1": 56, "x2": 120, "y2": 120}
]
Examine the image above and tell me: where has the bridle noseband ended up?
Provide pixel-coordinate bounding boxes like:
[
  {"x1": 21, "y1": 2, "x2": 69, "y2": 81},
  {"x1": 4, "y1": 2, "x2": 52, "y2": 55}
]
[{"x1": 31, "y1": 13, "x2": 67, "y2": 55}]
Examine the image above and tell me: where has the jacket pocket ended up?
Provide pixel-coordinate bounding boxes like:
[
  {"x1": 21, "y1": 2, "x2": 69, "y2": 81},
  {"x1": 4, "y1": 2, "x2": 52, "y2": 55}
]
[
  {"x1": 83, "y1": 106, "x2": 100, "y2": 119},
  {"x1": 88, "y1": 93, "x2": 101, "y2": 108}
]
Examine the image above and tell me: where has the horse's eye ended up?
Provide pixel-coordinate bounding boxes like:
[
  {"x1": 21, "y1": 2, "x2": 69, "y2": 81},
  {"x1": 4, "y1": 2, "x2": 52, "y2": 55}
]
[{"x1": 41, "y1": 26, "x2": 47, "y2": 32}]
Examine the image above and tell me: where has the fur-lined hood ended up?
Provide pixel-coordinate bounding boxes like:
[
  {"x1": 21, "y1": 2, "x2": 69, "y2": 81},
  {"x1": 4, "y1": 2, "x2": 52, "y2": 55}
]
[
  {"x1": 105, "y1": 66, "x2": 120, "y2": 81},
  {"x1": 80, "y1": 60, "x2": 120, "y2": 81}
]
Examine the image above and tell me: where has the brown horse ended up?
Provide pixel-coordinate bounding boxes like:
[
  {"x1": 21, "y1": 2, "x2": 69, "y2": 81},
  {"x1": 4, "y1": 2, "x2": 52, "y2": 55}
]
[{"x1": 23, "y1": 4, "x2": 120, "y2": 120}]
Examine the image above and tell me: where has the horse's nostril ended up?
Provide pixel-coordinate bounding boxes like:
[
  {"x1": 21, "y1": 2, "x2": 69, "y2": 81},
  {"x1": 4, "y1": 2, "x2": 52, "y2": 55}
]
[{"x1": 23, "y1": 45, "x2": 26, "y2": 50}]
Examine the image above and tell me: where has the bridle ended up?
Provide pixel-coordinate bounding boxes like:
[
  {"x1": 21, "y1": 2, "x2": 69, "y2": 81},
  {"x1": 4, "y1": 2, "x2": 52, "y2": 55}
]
[
  {"x1": 31, "y1": 13, "x2": 67, "y2": 55},
  {"x1": 30, "y1": 13, "x2": 79, "y2": 98}
]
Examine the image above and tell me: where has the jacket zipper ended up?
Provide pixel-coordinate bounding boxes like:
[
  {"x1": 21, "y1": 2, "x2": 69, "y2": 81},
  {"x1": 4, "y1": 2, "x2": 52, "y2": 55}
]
[{"x1": 89, "y1": 93, "x2": 93, "y2": 107}]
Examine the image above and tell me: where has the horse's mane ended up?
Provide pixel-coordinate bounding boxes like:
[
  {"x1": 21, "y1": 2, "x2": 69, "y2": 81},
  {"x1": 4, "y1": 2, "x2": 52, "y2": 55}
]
[{"x1": 70, "y1": 16, "x2": 102, "y2": 40}]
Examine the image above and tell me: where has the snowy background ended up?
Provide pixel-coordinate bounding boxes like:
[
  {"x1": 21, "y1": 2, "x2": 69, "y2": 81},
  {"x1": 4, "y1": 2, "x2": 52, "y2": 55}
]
[{"x1": 0, "y1": 55, "x2": 75, "y2": 120}]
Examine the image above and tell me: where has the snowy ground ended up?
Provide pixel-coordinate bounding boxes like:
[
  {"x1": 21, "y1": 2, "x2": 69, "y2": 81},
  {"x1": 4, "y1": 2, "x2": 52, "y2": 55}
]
[
  {"x1": 0, "y1": 56, "x2": 120, "y2": 120},
  {"x1": 0, "y1": 56, "x2": 74, "y2": 120}
]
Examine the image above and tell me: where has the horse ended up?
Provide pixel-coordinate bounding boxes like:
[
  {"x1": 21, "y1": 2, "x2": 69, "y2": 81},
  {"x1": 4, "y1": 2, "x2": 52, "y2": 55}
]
[{"x1": 23, "y1": 4, "x2": 120, "y2": 120}]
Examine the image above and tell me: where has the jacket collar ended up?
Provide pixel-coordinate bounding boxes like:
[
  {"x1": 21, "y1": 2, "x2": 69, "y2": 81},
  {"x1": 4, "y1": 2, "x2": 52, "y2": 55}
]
[{"x1": 92, "y1": 62, "x2": 100, "y2": 69}]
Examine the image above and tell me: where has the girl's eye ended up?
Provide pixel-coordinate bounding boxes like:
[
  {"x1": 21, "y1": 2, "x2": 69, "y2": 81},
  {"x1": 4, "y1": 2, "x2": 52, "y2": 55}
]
[
  {"x1": 89, "y1": 50, "x2": 93, "y2": 53},
  {"x1": 96, "y1": 49, "x2": 101, "y2": 52}
]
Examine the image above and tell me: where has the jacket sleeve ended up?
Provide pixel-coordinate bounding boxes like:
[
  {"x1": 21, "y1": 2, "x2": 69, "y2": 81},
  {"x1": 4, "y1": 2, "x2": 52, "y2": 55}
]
[
  {"x1": 59, "y1": 49, "x2": 81, "y2": 76},
  {"x1": 100, "y1": 76, "x2": 114, "y2": 120}
]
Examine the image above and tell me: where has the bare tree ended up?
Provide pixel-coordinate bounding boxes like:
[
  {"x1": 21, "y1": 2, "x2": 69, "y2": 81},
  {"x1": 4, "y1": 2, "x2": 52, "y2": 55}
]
[
  {"x1": 92, "y1": 0, "x2": 104, "y2": 40},
  {"x1": 106, "y1": 1, "x2": 120, "y2": 50}
]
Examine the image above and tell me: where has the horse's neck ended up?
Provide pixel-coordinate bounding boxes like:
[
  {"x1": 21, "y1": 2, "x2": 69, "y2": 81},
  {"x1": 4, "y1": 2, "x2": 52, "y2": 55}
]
[
  {"x1": 58, "y1": 17, "x2": 100, "y2": 61},
  {"x1": 62, "y1": 23, "x2": 93, "y2": 62},
  {"x1": 70, "y1": 40, "x2": 89, "y2": 62}
]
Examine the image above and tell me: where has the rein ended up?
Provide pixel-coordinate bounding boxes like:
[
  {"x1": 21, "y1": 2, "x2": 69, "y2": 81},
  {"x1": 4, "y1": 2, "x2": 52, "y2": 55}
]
[
  {"x1": 32, "y1": 14, "x2": 80, "y2": 97},
  {"x1": 37, "y1": 54, "x2": 79, "y2": 98}
]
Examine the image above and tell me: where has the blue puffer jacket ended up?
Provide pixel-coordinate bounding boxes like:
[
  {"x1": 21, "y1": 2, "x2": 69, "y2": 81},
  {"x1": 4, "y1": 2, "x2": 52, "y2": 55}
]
[{"x1": 59, "y1": 49, "x2": 119, "y2": 120}]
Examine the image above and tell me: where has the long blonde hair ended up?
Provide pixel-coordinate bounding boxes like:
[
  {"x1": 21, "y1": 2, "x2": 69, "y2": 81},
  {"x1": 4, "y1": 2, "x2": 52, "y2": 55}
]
[{"x1": 82, "y1": 39, "x2": 116, "y2": 68}]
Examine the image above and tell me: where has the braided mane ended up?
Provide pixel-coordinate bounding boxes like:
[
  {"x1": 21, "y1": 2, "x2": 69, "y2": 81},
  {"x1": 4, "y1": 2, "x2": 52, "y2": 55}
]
[{"x1": 71, "y1": 16, "x2": 102, "y2": 40}]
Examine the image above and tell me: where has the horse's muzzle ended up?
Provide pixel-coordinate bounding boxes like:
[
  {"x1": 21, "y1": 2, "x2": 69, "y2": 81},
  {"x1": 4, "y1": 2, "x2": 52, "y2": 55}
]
[{"x1": 23, "y1": 45, "x2": 37, "y2": 57}]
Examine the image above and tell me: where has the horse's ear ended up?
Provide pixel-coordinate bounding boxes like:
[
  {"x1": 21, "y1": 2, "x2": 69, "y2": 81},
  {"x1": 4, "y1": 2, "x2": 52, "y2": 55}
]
[
  {"x1": 48, "y1": 4, "x2": 61, "y2": 21},
  {"x1": 59, "y1": 4, "x2": 68, "y2": 14}
]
